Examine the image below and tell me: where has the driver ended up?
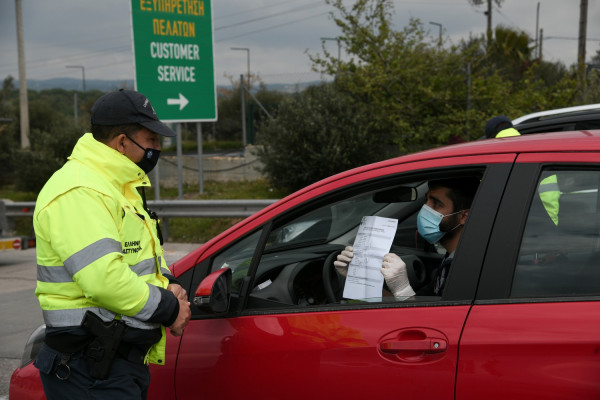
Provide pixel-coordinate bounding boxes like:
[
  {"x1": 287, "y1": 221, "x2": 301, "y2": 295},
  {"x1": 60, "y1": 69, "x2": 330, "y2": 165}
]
[{"x1": 334, "y1": 177, "x2": 479, "y2": 298}]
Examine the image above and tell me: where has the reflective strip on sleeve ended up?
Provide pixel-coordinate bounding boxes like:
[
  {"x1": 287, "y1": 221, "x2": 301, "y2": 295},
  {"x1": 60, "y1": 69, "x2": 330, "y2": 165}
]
[
  {"x1": 538, "y1": 182, "x2": 560, "y2": 193},
  {"x1": 63, "y1": 238, "x2": 122, "y2": 276},
  {"x1": 37, "y1": 265, "x2": 72, "y2": 283},
  {"x1": 43, "y1": 307, "x2": 117, "y2": 327},
  {"x1": 120, "y1": 316, "x2": 161, "y2": 330},
  {"x1": 129, "y1": 258, "x2": 157, "y2": 276},
  {"x1": 131, "y1": 283, "x2": 161, "y2": 321}
]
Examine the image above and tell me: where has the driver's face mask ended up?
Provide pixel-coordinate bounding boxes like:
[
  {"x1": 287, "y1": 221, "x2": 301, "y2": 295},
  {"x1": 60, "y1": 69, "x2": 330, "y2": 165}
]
[{"x1": 416, "y1": 204, "x2": 462, "y2": 244}]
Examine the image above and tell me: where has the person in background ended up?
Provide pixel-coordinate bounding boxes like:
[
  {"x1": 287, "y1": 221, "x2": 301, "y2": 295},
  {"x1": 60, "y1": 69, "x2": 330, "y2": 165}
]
[{"x1": 484, "y1": 115, "x2": 521, "y2": 138}]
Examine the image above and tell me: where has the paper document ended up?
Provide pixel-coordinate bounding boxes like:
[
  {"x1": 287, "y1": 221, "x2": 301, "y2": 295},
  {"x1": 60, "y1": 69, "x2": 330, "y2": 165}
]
[{"x1": 343, "y1": 216, "x2": 398, "y2": 301}]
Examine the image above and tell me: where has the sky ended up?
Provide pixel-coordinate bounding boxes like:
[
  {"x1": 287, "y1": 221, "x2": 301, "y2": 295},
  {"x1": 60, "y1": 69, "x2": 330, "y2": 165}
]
[{"x1": 1, "y1": 0, "x2": 599, "y2": 89}]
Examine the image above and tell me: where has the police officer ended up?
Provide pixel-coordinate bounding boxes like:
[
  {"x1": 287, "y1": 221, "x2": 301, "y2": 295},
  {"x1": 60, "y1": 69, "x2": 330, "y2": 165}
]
[
  {"x1": 484, "y1": 115, "x2": 560, "y2": 225},
  {"x1": 484, "y1": 115, "x2": 521, "y2": 138},
  {"x1": 33, "y1": 89, "x2": 191, "y2": 399}
]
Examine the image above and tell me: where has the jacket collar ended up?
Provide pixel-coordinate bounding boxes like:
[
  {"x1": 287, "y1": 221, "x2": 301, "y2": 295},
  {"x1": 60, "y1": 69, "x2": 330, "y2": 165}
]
[{"x1": 69, "y1": 133, "x2": 150, "y2": 189}]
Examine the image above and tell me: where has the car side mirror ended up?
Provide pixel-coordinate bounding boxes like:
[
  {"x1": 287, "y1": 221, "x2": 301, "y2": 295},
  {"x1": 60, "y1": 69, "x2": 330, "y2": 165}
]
[{"x1": 193, "y1": 268, "x2": 232, "y2": 314}]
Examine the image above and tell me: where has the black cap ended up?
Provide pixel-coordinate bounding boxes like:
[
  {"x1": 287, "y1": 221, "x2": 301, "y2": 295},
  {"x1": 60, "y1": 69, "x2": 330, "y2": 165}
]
[
  {"x1": 91, "y1": 89, "x2": 176, "y2": 137},
  {"x1": 484, "y1": 115, "x2": 513, "y2": 139}
]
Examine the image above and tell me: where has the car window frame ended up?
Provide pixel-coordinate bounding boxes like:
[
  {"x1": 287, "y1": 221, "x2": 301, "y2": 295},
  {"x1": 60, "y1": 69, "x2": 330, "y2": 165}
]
[
  {"x1": 477, "y1": 153, "x2": 600, "y2": 303},
  {"x1": 235, "y1": 164, "x2": 509, "y2": 315}
]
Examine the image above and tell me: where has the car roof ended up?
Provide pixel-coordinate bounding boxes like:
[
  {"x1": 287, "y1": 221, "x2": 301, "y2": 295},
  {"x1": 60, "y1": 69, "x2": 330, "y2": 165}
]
[
  {"x1": 512, "y1": 104, "x2": 600, "y2": 125},
  {"x1": 344, "y1": 129, "x2": 600, "y2": 176}
]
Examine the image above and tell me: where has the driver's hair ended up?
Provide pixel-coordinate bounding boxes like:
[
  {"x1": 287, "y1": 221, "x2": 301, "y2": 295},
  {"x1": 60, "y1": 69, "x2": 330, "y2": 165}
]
[{"x1": 428, "y1": 177, "x2": 480, "y2": 212}]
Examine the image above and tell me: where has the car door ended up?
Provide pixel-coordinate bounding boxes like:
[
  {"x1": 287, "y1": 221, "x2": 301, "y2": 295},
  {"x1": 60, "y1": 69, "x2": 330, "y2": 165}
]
[
  {"x1": 174, "y1": 160, "x2": 513, "y2": 400},
  {"x1": 457, "y1": 153, "x2": 600, "y2": 400}
]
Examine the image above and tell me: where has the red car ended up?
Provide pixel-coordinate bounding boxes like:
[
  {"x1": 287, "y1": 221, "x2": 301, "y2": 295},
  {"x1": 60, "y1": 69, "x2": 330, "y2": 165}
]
[{"x1": 11, "y1": 130, "x2": 600, "y2": 399}]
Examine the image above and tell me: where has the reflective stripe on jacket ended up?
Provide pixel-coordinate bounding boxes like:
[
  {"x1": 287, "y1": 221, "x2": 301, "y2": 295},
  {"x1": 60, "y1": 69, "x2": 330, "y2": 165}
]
[{"x1": 34, "y1": 133, "x2": 170, "y2": 365}]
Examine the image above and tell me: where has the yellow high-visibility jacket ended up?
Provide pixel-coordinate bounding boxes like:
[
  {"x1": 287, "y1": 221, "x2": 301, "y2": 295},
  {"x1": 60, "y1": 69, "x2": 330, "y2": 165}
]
[{"x1": 34, "y1": 133, "x2": 173, "y2": 365}]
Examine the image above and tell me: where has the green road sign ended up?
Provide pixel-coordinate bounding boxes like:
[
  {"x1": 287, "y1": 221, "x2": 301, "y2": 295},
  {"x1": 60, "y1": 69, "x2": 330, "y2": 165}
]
[{"x1": 130, "y1": 0, "x2": 216, "y2": 122}]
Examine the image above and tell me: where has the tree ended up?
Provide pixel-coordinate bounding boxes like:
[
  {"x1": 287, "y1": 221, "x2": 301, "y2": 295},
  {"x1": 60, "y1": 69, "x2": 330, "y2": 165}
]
[
  {"x1": 0, "y1": 76, "x2": 18, "y2": 186},
  {"x1": 311, "y1": 1, "x2": 479, "y2": 149},
  {"x1": 255, "y1": 83, "x2": 393, "y2": 192},
  {"x1": 309, "y1": 0, "x2": 579, "y2": 147},
  {"x1": 488, "y1": 25, "x2": 533, "y2": 80}
]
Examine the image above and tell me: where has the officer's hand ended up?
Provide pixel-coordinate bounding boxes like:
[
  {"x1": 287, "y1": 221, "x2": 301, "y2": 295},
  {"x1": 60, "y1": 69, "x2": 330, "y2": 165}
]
[
  {"x1": 169, "y1": 298, "x2": 191, "y2": 336},
  {"x1": 333, "y1": 246, "x2": 354, "y2": 277},
  {"x1": 167, "y1": 283, "x2": 188, "y2": 301},
  {"x1": 381, "y1": 253, "x2": 416, "y2": 298}
]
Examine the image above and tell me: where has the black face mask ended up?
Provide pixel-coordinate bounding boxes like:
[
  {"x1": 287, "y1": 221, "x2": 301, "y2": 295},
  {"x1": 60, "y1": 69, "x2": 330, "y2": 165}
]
[{"x1": 126, "y1": 135, "x2": 161, "y2": 173}]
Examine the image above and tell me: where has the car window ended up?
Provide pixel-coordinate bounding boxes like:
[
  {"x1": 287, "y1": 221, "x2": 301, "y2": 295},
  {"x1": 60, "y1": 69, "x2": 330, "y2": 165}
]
[
  {"x1": 239, "y1": 171, "x2": 483, "y2": 309},
  {"x1": 266, "y1": 193, "x2": 390, "y2": 249},
  {"x1": 211, "y1": 229, "x2": 263, "y2": 295},
  {"x1": 512, "y1": 169, "x2": 600, "y2": 297}
]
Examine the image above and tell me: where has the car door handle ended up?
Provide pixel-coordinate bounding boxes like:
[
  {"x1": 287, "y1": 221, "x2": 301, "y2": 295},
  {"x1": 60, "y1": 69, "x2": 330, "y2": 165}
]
[{"x1": 380, "y1": 337, "x2": 447, "y2": 354}]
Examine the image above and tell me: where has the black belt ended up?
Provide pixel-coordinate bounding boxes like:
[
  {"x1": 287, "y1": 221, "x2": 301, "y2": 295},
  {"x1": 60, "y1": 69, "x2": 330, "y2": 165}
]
[{"x1": 45, "y1": 333, "x2": 150, "y2": 365}]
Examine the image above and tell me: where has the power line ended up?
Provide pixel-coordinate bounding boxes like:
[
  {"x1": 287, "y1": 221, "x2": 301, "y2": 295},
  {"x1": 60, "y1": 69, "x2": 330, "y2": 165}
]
[
  {"x1": 216, "y1": 11, "x2": 329, "y2": 43},
  {"x1": 215, "y1": 1, "x2": 325, "y2": 31},
  {"x1": 214, "y1": 0, "x2": 314, "y2": 21}
]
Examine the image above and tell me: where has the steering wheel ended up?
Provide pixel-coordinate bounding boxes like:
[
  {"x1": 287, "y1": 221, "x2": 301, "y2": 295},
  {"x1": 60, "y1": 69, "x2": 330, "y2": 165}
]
[
  {"x1": 322, "y1": 250, "x2": 345, "y2": 303},
  {"x1": 322, "y1": 250, "x2": 428, "y2": 303}
]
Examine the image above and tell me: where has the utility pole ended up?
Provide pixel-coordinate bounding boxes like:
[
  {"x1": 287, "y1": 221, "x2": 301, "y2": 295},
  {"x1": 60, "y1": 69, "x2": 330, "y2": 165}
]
[
  {"x1": 240, "y1": 74, "x2": 247, "y2": 147},
  {"x1": 15, "y1": 0, "x2": 30, "y2": 149},
  {"x1": 578, "y1": 0, "x2": 588, "y2": 96},
  {"x1": 485, "y1": 0, "x2": 492, "y2": 47},
  {"x1": 578, "y1": 0, "x2": 588, "y2": 68},
  {"x1": 535, "y1": 2, "x2": 540, "y2": 59},
  {"x1": 539, "y1": 28, "x2": 543, "y2": 61}
]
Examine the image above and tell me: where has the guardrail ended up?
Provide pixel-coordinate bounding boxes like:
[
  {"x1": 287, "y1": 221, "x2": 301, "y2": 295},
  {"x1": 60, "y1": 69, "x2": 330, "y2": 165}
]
[{"x1": 0, "y1": 199, "x2": 279, "y2": 242}]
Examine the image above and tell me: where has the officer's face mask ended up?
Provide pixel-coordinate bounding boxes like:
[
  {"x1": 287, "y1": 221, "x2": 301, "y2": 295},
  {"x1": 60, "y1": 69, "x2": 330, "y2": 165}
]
[
  {"x1": 416, "y1": 204, "x2": 463, "y2": 244},
  {"x1": 126, "y1": 135, "x2": 161, "y2": 174}
]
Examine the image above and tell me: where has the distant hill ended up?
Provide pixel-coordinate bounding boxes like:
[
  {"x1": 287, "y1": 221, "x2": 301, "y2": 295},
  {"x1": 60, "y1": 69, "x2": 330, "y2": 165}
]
[{"x1": 16, "y1": 77, "x2": 322, "y2": 93}]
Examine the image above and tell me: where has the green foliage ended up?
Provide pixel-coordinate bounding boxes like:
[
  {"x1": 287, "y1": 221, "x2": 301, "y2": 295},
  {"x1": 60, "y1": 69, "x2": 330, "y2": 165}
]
[
  {"x1": 146, "y1": 179, "x2": 287, "y2": 200},
  {"x1": 162, "y1": 178, "x2": 288, "y2": 242},
  {"x1": 307, "y1": 0, "x2": 580, "y2": 149},
  {"x1": 11, "y1": 93, "x2": 83, "y2": 192},
  {"x1": 13, "y1": 125, "x2": 81, "y2": 192},
  {"x1": 0, "y1": 77, "x2": 18, "y2": 187},
  {"x1": 167, "y1": 216, "x2": 243, "y2": 243},
  {"x1": 255, "y1": 83, "x2": 394, "y2": 192}
]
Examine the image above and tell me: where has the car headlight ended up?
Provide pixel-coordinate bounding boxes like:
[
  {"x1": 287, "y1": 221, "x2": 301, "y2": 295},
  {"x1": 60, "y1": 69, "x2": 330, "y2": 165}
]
[{"x1": 20, "y1": 324, "x2": 46, "y2": 368}]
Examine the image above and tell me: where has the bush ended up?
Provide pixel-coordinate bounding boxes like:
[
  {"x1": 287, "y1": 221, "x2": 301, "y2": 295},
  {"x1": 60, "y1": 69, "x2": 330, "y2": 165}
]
[
  {"x1": 255, "y1": 83, "x2": 394, "y2": 192},
  {"x1": 13, "y1": 125, "x2": 81, "y2": 192}
]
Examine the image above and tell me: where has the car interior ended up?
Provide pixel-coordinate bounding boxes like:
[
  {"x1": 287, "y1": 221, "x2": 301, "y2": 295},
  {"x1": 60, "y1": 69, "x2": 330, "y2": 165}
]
[
  {"x1": 512, "y1": 169, "x2": 600, "y2": 297},
  {"x1": 207, "y1": 172, "x2": 484, "y2": 311}
]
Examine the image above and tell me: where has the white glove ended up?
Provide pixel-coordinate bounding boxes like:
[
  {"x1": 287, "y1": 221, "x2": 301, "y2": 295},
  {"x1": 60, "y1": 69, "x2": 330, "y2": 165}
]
[
  {"x1": 333, "y1": 246, "x2": 353, "y2": 277},
  {"x1": 381, "y1": 253, "x2": 416, "y2": 298}
]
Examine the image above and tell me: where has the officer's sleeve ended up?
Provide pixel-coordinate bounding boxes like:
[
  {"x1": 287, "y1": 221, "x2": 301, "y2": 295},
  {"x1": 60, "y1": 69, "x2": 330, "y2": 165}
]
[{"x1": 37, "y1": 187, "x2": 157, "y2": 318}]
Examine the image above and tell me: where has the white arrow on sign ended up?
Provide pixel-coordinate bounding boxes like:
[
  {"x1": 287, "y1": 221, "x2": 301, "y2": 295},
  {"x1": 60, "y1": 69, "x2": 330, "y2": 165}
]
[{"x1": 167, "y1": 93, "x2": 189, "y2": 110}]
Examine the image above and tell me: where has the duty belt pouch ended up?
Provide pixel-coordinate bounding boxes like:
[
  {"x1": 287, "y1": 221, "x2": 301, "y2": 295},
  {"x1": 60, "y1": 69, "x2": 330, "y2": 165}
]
[{"x1": 81, "y1": 311, "x2": 126, "y2": 380}]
